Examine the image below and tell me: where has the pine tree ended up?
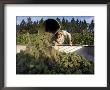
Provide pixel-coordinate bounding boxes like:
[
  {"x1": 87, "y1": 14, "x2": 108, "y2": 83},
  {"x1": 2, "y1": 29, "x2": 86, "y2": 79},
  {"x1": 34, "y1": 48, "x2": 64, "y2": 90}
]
[
  {"x1": 27, "y1": 17, "x2": 33, "y2": 33},
  {"x1": 39, "y1": 18, "x2": 44, "y2": 27},
  {"x1": 20, "y1": 19, "x2": 27, "y2": 33},
  {"x1": 71, "y1": 17, "x2": 76, "y2": 33},
  {"x1": 65, "y1": 19, "x2": 70, "y2": 31},
  {"x1": 79, "y1": 20, "x2": 83, "y2": 32},
  {"x1": 76, "y1": 19, "x2": 80, "y2": 32},
  {"x1": 31, "y1": 21, "x2": 38, "y2": 34},
  {"x1": 16, "y1": 24, "x2": 20, "y2": 32},
  {"x1": 89, "y1": 20, "x2": 94, "y2": 32},
  {"x1": 61, "y1": 17, "x2": 66, "y2": 30},
  {"x1": 80, "y1": 19, "x2": 88, "y2": 33}
]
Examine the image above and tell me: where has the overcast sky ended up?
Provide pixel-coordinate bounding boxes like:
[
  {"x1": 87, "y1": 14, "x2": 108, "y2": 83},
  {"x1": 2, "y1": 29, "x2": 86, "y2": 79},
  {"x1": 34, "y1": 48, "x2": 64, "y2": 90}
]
[{"x1": 17, "y1": 16, "x2": 94, "y2": 25}]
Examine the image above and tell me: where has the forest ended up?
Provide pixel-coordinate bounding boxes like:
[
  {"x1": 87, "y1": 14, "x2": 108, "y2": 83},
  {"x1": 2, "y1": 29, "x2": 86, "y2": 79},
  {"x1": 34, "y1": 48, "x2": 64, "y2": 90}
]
[{"x1": 16, "y1": 17, "x2": 94, "y2": 74}]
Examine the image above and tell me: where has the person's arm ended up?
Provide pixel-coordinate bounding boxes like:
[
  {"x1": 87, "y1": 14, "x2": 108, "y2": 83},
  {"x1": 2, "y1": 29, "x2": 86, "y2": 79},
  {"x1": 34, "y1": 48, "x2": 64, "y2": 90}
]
[{"x1": 64, "y1": 31, "x2": 72, "y2": 46}]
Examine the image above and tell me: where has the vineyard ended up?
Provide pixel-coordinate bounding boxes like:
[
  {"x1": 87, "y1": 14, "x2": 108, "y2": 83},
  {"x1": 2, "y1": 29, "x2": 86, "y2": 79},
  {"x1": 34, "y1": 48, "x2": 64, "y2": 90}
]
[
  {"x1": 16, "y1": 31, "x2": 94, "y2": 74},
  {"x1": 16, "y1": 16, "x2": 94, "y2": 74}
]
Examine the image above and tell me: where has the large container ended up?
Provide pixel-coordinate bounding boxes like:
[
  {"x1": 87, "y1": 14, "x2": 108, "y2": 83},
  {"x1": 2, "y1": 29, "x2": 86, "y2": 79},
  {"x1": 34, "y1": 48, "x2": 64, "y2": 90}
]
[{"x1": 44, "y1": 19, "x2": 61, "y2": 33}]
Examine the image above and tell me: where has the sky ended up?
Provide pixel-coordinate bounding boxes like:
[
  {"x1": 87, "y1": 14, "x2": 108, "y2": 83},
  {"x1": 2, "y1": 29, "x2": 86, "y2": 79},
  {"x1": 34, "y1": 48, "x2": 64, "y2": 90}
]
[{"x1": 16, "y1": 16, "x2": 94, "y2": 25}]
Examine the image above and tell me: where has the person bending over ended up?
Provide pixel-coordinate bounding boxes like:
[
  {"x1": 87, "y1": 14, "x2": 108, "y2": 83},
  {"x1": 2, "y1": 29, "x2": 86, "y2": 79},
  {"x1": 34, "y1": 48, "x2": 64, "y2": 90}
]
[{"x1": 53, "y1": 30, "x2": 72, "y2": 46}]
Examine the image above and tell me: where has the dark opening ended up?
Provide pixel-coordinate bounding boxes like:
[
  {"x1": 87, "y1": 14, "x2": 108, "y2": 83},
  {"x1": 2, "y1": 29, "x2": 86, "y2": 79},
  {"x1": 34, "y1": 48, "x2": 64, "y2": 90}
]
[{"x1": 44, "y1": 19, "x2": 60, "y2": 33}]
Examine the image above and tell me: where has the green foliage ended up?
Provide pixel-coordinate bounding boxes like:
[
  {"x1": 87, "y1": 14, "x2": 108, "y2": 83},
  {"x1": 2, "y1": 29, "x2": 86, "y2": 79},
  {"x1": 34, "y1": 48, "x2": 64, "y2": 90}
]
[
  {"x1": 71, "y1": 31, "x2": 94, "y2": 45},
  {"x1": 16, "y1": 50, "x2": 94, "y2": 74},
  {"x1": 17, "y1": 30, "x2": 94, "y2": 46},
  {"x1": 16, "y1": 32, "x2": 94, "y2": 74},
  {"x1": 16, "y1": 17, "x2": 94, "y2": 74}
]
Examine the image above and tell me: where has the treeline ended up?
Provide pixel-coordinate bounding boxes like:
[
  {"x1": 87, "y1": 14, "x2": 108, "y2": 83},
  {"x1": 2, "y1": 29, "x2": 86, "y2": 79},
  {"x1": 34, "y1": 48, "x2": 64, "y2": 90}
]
[{"x1": 16, "y1": 17, "x2": 94, "y2": 34}]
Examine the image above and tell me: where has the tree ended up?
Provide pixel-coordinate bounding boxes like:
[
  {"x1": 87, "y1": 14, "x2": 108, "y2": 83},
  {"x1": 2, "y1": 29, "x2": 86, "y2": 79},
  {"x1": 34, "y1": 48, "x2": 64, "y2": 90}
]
[
  {"x1": 71, "y1": 18, "x2": 77, "y2": 33},
  {"x1": 83, "y1": 20, "x2": 88, "y2": 30},
  {"x1": 16, "y1": 24, "x2": 20, "y2": 32},
  {"x1": 89, "y1": 20, "x2": 94, "y2": 32},
  {"x1": 31, "y1": 21, "x2": 39, "y2": 34},
  {"x1": 80, "y1": 20, "x2": 88, "y2": 33},
  {"x1": 61, "y1": 17, "x2": 66, "y2": 30},
  {"x1": 39, "y1": 18, "x2": 44, "y2": 28},
  {"x1": 76, "y1": 19, "x2": 80, "y2": 32},
  {"x1": 19, "y1": 19, "x2": 27, "y2": 33},
  {"x1": 65, "y1": 20, "x2": 70, "y2": 31},
  {"x1": 27, "y1": 17, "x2": 33, "y2": 33},
  {"x1": 79, "y1": 20, "x2": 83, "y2": 32}
]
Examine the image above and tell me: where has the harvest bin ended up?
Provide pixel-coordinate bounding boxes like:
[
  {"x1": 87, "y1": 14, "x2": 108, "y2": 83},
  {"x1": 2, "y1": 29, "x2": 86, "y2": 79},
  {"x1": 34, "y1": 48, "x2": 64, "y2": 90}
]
[{"x1": 44, "y1": 19, "x2": 61, "y2": 33}]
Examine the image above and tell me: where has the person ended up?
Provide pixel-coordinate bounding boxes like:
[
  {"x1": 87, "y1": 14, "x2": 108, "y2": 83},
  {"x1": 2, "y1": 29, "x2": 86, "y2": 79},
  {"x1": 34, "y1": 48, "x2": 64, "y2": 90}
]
[{"x1": 53, "y1": 30, "x2": 72, "y2": 46}]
